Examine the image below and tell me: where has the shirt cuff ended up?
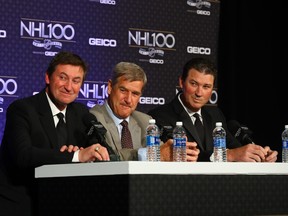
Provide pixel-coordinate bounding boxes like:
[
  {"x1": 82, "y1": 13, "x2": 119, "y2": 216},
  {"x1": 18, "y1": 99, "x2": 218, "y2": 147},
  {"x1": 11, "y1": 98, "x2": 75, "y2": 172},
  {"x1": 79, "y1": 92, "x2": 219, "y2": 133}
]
[
  {"x1": 72, "y1": 149, "x2": 80, "y2": 162},
  {"x1": 210, "y1": 153, "x2": 214, "y2": 162}
]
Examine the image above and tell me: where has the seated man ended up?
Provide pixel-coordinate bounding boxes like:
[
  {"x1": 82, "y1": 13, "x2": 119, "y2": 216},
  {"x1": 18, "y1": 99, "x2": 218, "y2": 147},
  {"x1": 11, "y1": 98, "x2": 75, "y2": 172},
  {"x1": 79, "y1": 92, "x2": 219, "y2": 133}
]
[
  {"x1": 89, "y1": 62, "x2": 200, "y2": 161},
  {"x1": 148, "y1": 57, "x2": 278, "y2": 162}
]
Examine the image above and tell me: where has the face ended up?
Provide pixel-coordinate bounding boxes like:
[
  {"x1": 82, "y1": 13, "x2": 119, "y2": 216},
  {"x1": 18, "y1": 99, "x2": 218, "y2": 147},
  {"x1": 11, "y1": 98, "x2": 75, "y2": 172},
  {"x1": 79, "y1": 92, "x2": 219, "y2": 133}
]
[
  {"x1": 179, "y1": 68, "x2": 214, "y2": 112},
  {"x1": 107, "y1": 76, "x2": 143, "y2": 119},
  {"x1": 45, "y1": 64, "x2": 84, "y2": 110}
]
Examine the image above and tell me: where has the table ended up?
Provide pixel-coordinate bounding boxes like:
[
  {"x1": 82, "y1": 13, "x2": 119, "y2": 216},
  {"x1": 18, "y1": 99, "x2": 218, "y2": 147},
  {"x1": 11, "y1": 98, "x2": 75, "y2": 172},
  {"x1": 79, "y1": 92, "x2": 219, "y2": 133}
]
[{"x1": 35, "y1": 162, "x2": 288, "y2": 215}]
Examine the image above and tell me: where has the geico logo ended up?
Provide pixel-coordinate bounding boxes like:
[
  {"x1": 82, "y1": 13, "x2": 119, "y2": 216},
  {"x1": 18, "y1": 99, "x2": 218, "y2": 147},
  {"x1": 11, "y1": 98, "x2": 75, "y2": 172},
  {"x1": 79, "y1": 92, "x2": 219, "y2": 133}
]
[
  {"x1": 89, "y1": 38, "x2": 117, "y2": 47},
  {"x1": 100, "y1": 0, "x2": 116, "y2": 4},
  {"x1": 20, "y1": 21, "x2": 75, "y2": 40},
  {"x1": 139, "y1": 97, "x2": 165, "y2": 105},
  {"x1": 209, "y1": 90, "x2": 218, "y2": 104},
  {"x1": 0, "y1": 30, "x2": 7, "y2": 38},
  {"x1": 0, "y1": 108, "x2": 3, "y2": 113},
  {"x1": 187, "y1": 46, "x2": 211, "y2": 55},
  {"x1": 45, "y1": 51, "x2": 58, "y2": 56},
  {"x1": 196, "y1": 10, "x2": 210, "y2": 16},
  {"x1": 149, "y1": 59, "x2": 164, "y2": 64},
  {"x1": 0, "y1": 78, "x2": 18, "y2": 94},
  {"x1": 128, "y1": 31, "x2": 175, "y2": 49}
]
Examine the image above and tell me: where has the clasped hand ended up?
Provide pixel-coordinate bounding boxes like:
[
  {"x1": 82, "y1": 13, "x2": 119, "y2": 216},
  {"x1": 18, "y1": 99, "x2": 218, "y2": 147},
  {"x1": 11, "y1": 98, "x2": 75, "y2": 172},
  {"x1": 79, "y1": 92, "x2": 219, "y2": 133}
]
[{"x1": 60, "y1": 144, "x2": 110, "y2": 162}]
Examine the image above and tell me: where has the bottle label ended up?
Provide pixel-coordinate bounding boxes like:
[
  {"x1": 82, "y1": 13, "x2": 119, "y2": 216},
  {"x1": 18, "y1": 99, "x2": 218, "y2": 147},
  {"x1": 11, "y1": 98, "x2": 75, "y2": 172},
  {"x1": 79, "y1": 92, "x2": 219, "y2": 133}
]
[
  {"x1": 283, "y1": 140, "x2": 288, "y2": 149},
  {"x1": 146, "y1": 135, "x2": 160, "y2": 146},
  {"x1": 173, "y1": 137, "x2": 186, "y2": 147},
  {"x1": 213, "y1": 137, "x2": 226, "y2": 148}
]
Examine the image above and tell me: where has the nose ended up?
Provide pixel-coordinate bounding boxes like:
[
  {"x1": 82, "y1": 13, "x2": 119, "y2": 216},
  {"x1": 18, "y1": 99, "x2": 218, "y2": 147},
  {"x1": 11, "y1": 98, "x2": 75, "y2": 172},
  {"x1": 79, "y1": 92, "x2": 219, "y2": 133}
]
[
  {"x1": 64, "y1": 79, "x2": 73, "y2": 91},
  {"x1": 195, "y1": 86, "x2": 202, "y2": 96},
  {"x1": 124, "y1": 91, "x2": 132, "y2": 103}
]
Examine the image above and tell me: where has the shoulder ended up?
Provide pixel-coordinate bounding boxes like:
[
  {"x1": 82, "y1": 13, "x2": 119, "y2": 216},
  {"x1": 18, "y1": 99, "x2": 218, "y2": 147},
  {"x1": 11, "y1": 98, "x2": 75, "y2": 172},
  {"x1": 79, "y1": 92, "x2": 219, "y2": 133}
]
[
  {"x1": 131, "y1": 110, "x2": 151, "y2": 129},
  {"x1": 202, "y1": 106, "x2": 225, "y2": 118},
  {"x1": 89, "y1": 104, "x2": 106, "y2": 117},
  {"x1": 7, "y1": 91, "x2": 44, "y2": 112},
  {"x1": 132, "y1": 110, "x2": 151, "y2": 120},
  {"x1": 148, "y1": 103, "x2": 172, "y2": 115},
  {"x1": 67, "y1": 101, "x2": 89, "y2": 114}
]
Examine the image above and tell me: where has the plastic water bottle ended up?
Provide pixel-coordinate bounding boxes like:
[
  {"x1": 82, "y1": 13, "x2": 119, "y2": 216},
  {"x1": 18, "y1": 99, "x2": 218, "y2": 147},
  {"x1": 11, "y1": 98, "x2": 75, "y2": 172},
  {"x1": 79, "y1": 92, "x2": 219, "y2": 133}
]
[
  {"x1": 146, "y1": 119, "x2": 160, "y2": 161},
  {"x1": 213, "y1": 122, "x2": 227, "y2": 162},
  {"x1": 281, "y1": 125, "x2": 288, "y2": 163},
  {"x1": 173, "y1": 121, "x2": 186, "y2": 162}
]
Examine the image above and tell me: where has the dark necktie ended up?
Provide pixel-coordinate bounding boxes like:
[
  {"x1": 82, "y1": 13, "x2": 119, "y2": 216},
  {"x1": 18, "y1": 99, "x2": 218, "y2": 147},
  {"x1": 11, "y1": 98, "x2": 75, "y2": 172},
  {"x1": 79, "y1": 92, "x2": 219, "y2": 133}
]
[
  {"x1": 56, "y1": 112, "x2": 67, "y2": 147},
  {"x1": 120, "y1": 120, "x2": 133, "y2": 149},
  {"x1": 193, "y1": 113, "x2": 204, "y2": 144}
]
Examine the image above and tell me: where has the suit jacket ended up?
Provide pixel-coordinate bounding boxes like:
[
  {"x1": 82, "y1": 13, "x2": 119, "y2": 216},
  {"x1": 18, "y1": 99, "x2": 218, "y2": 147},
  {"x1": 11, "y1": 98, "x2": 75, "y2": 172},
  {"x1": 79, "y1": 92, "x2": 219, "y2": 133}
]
[
  {"x1": 148, "y1": 93, "x2": 242, "y2": 161},
  {"x1": 0, "y1": 89, "x2": 90, "y2": 215},
  {"x1": 89, "y1": 102, "x2": 151, "y2": 161}
]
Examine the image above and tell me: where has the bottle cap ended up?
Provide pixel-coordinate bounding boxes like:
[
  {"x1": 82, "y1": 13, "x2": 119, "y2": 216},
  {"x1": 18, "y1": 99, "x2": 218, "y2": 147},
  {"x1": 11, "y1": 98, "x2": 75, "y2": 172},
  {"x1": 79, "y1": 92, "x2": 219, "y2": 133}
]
[
  {"x1": 216, "y1": 122, "x2": 222, "y2": 127},
  {"x1": 149, "y1": 119, "x2": 156, "y2": 124},
  {"x1": 176, "y1": 121, "x2": 183, "y2": 126}
]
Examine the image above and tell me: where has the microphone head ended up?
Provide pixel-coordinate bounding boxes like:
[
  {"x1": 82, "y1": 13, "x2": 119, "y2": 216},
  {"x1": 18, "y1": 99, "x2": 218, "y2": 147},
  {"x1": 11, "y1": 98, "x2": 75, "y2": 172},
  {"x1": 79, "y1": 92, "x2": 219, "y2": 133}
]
[
  {"x1": 82, "y1": 113, "x2": 119, "y2": 161},
  {"x1": 158, "y1": 125, "x2": 174, "y2": 140},
  {"x1": 227, "y1": 120, "x2": 242, "y2": 137},
  {"x1": 82, "y1": 112, "x2": 97, "y2": 127},
  {"x1": 227, "y1": 120, "x2": 253, "y2": 145}
]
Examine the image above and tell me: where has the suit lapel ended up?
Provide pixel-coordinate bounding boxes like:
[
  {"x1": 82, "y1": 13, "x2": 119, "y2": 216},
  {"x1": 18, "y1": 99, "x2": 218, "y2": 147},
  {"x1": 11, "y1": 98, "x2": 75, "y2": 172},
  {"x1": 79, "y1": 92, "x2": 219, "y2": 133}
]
[
  {"x1": 172, "y1": 95, "x2": 206, "y2": 151},
  {"x1": 100, "y1": 105, "x2": 122, "y2": 151},
  {"x1": 37, "y1": 90, "x2": 58, "y2": 149},
  {"x1": 129, "y1": 116, "x2": 142, "y2": 149},
  {"x1": 201, "y1": 108, "x2": 214, "y2": 151}
]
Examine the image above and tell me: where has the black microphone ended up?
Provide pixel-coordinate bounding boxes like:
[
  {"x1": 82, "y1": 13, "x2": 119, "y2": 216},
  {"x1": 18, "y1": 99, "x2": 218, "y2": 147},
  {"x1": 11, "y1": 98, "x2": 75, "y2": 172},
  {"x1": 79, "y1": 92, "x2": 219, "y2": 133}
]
[
  {"x1": 227, "y1": 120, "x2": 254, "y2": 145},
  {"x1": 82, "y1": 113, "x2": 120, "y2": 161},
  {"x1": 158, "y1": 124, "x2": 174, "y2": 141}
]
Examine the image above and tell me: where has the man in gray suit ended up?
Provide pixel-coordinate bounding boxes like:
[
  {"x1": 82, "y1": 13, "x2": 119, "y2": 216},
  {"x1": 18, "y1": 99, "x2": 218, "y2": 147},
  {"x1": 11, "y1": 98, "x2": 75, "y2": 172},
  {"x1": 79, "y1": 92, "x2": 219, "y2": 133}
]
[{"x1": 90, "y1": 62, "x2": 200, "y2": 161}]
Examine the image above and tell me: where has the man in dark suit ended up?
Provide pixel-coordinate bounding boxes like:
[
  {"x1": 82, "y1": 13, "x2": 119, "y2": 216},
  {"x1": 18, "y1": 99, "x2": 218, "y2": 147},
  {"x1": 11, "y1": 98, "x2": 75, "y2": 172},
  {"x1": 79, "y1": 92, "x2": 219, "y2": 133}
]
[
  {"x1": 0, "y1": 51, "x2": 110, "y2": 215},
  {"x1": 148, "y1": 57, "x2": 278, "y2": 162}
]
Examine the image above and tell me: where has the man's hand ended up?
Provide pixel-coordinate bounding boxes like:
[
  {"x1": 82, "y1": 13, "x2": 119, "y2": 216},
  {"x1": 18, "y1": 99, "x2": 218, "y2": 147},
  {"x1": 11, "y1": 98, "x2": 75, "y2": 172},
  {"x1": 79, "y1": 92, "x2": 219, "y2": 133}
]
[
  {"x1": 60, "y1": 145, "x2": 83, "y2": 153},
  {"x1": 160, "y1": 138, "x2": 200, "y2": 162},
  {"x1": 227, "y1": 144, "x2": 278, "y2": 162},
  {"x1": 186, "y1": 141, "x2": 200, "y2": 162},
  {"x1": 160, "y1": 139, "x2": 173, "y2": 161}
]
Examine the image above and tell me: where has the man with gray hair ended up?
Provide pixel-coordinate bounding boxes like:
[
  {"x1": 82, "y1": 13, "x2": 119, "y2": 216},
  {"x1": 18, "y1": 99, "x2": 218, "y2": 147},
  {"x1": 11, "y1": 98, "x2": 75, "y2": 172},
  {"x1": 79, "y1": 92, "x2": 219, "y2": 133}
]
[{"x1": 90, "y1": 61, "x2": 200, "y2": 161}]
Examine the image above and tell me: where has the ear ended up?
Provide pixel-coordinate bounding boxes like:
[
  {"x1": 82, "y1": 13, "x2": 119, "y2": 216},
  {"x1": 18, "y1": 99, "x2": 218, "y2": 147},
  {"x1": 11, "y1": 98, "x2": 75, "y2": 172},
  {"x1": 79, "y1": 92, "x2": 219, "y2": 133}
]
[
  {"x1": 45, "y1": 72, "x2": 50, "y2": 85},
  {"x1": 107, "y1": 79, "x2": 112, "y2": 95},
  {"x1": 178, "y1": 76, "x2": 183, "y2": 88}
]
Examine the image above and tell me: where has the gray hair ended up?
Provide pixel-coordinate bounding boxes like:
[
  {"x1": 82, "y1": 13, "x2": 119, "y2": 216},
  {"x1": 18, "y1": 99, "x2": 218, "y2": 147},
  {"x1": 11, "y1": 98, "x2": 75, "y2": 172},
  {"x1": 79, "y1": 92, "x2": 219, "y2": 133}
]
[{"x1": 111, "y1": 62, "x2": 147, "y2": 91}]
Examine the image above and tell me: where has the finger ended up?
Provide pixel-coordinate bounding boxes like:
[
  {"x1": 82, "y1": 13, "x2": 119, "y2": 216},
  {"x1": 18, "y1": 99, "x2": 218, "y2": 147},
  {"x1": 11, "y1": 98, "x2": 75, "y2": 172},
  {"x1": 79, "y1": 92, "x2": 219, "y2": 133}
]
[
  {"x1": 59, "y1": 145, "x2": 68, "y2": 152},
  {"x1": 186, "y1": 141, "x2": 197, "y2": 148},
  {"x1": 94, "y1": 145, "x2": 103, "y2": 160},
  {"x1": 72, "y1": 146, "x2": 79, "y2": 152},
  {"x1": 251, "y1": 154, "x2": 262, "y2": 162},
  {"x1": 94, "y1": 145, "x2": 110, "y2": 161},
  {"x1": 66, "y1": 145, "x2": 75, "y2": 153},
  {"x1": 265, "y1": 151, "x2": 278, "y2": 162}
]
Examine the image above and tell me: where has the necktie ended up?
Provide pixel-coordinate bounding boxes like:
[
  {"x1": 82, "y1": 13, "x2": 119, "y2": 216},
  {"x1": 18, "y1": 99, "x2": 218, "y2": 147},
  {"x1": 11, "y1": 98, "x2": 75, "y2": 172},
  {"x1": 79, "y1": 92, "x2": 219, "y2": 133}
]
[
  {"x1": 193, "y1": 113, "x2": 205, "y2": 144},
  {"x1": 120, "y1": 120, "x2": 133, "y2": 149},
  {"x1": 56, "y1": 112, "x2": 67, "y2": 147}
]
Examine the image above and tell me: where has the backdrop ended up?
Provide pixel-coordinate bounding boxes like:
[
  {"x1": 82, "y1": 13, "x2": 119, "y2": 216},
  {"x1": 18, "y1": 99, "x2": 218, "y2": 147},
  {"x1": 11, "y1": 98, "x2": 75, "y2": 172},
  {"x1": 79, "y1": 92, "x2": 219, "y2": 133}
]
[
  {"x1": 0, "y1": 0, "x2": 220, "y2": 142},
  {"x1": 218, "y1": 1, "x2": 287, "y2": 161}
]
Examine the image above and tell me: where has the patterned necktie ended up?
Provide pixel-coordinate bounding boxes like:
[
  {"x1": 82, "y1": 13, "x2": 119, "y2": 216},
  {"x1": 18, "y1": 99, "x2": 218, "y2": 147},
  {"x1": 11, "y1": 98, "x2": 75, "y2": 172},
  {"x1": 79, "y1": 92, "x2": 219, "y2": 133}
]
[
  {"x1": 120, "y1": 120, "x2": 133, "y2": 149},
  {"x1": 193, "y1": 113, "x2": 204, "y2": 144},
  {"x1": 56, "y1": 112, "x2": 67, "y2": 147}
]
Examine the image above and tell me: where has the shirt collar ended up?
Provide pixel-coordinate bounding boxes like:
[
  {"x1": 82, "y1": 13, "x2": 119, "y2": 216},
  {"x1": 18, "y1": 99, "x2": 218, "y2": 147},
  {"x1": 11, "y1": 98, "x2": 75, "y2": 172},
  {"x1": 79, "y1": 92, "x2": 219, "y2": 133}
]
[
  {"x1": 45, "y1": 92, "x2": 67, "y2": 117},
  {"x1": 105, "y1": 101, "x2": 130, "y2": 126},
  {"x1": 177, "y1": 92, "x2": 202, "y2": 118}
]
